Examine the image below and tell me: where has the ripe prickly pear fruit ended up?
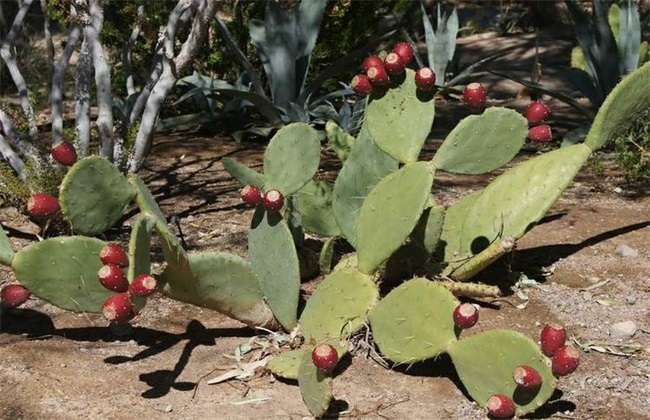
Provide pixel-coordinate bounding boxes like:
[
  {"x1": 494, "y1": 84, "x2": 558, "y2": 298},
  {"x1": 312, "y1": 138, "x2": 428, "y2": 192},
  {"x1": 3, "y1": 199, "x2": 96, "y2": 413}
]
[
  {"x1": 99, "y1": 244, "x2": 129, "y2": 267},
  {"x1": 1, "y1": 284, "x2": 31, "y2": 309},
  {"x1": 50, "y1": 141, "x2": 78, "y2": 166},
  {"x1": 415, "y1": 67, "x2": 436, "y2": 91},
  {"x1": 486, "y1": 394, "x2": 516, "y2": 418},
  {"x1": 453, "y1": 303, "x2": 479, "y2": 329},
  {"x1": 463, "y1": 82, "x2": 487, "y2": 110},
  {"x1": 527, "y1": 124, "x2": 552, "y2": 143},
  {"x1": 240, "y1": 184, "x2": 263, "y2": 206},
  {"x1": 524, "y1": 100, "x2": 551, "y2": 125},
  {"x1": 102, "y1": 292, "x2": 135, "y2": 323},
  {"x1": 351, "y1": 74, "x2": 373, "y2": 96},
  {"x1": 383, "y1": 52, "x2": 405, "y2": 75},
  {"x1": 263, "y1": 189, "x2": 284, "y2": 211},
  {"x1": 540, "y1": 323, "x2": 567, "y2": 357},
  {"x1": 513, "y1": 365, "x2": 543, "y2": 388},
  {"x1": 367, "y1": 65, "x2": 390, "y2": 86},
  {"x1": 97, "y1": 264, "x2": 129, "y2": 293},
  {"x1": 552, "y1": 345, "x2": 580, "y2": 377},
  {"x1": 27, "y1": 193, "x2": 60, "y2": 220},
  {"x1": 130, "y1": 273, "x2": 157, "y2": 297},
  {"x1": 311, "y1": 343, "x2": 339, "y2": 374},
  {"x1": 393, "y1": 41, "x2": 414, "y2": 65},
  {"x1": 362, "y1": 55, "x2": 384, "y2": 72}
]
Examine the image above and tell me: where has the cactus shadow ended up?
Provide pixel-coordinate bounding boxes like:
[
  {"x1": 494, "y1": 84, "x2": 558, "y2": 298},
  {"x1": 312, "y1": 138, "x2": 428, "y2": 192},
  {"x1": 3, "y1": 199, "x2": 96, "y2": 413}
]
[{"x1": 522, "y1": 389, "x2": 577, "y2": 418}]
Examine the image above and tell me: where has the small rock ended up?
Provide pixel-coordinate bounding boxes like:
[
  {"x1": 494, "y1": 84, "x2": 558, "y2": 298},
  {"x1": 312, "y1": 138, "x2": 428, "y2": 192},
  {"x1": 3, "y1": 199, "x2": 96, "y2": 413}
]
[
  {"x1": 614, "y1": 187, "x2": 623, "y2": 194},
  {"x1": 609, "y1": 321, "x2": 637, "y2": 339},
  {"x1": 164, "y1": 405, "x2": 173, "y2": 413},
  {"x1": 626, "y1": 296, "x2": 637, "y2": 305},
  {"x1": 615, "y1": 244, "x2": 639, "y2": 258},
  {"x1": 586, "y1": 276, "x2": 601, "y2": 284}
]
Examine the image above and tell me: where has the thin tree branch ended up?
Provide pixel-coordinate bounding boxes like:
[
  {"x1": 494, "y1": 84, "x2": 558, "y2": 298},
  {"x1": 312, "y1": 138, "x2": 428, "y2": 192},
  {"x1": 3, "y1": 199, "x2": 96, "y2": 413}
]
[
  {"x1": 51, "y1": 24, "x2": 81, "y2": 145},
  {"x1": 123, "y1": 5, "x2": 144, "y2": 97},
  {"x1": 0, "y1": 133, "x2": 25, "y2": 180},
  {"x1": 40, "y1": 0, "x2": 55, "y2": 93},
  {"x1": 75, "y1": 39, "x2": 92, "y2": 157}
]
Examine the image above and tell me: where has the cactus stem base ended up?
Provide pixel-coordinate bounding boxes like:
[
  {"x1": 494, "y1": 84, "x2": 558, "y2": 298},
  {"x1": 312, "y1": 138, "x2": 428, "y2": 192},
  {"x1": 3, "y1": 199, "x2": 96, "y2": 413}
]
[
  {"x1": 433, "y1": 280, "x2": 501, "y2": 298},
  {"x1": 444, "y1": 236, "x2": 515, "y2": 281}
]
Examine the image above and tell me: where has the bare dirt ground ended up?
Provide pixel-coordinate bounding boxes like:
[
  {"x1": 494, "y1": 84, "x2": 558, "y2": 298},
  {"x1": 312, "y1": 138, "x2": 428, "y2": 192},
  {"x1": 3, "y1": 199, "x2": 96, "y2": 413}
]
[{"x1": 1, "y1": 31, "x2": 650, "y2": 420}]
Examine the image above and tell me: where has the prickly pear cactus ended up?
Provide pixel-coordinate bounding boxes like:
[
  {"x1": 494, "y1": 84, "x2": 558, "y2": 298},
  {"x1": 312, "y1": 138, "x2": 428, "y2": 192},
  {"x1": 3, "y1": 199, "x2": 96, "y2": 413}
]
[
  {"x1": 248, "y1": 208, "x2": 300, "y2": 330},
  {"x1": 364, "y1": 68, "x2": 435, "y2": 163},
  {"x1": 410, "y1": 199, "x2": 445, "y2": 255},
  {"x1": 263, "y1": 123, "x2": 321, "y2": 195},
  {"x1": 0, "y1": 225, "x2": 14, "y2": 266},
  {"x1": 368, "y1": 278, "x2": 458, "y2": 363},
  {"x1": 59, "y1": 156, "x2": 135, "y2": 235},
  {"x1": 294, "y1": 180, "x2": 340, "y2": 237},
  {"x1": 298, "y1": 345, "x2": 333, "y2": 418},
  {"x1": 267, "y1": 347, "x2": 308, "y2": 380},
  {"x1": 222, "y1": 157, "x2": 264, "y2": 187},
  {"x1": 12, "y1": 236, "x2": 109, "y2": 312},
  {"x1": 356, "y1": 161, "x2": 435, "y2": 274},
  {"x1": 432, "y1": 107, "x2": 528, "y2": 174},
  {"x1": 126, "y1": 214, "x2": 154, "y2": 282},
  {"x1": 447, "y1": 329, "x2": 557, "y2": 416},
  {"x1": 325, "y1": 120, "x2": 355, "y2": 162}
]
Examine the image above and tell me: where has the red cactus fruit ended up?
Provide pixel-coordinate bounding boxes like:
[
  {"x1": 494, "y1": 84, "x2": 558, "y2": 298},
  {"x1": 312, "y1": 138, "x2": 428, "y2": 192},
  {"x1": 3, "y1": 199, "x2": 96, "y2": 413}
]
[
  {"x1": 540, "y1": 323, "x2": 567, "y2": 357},
  {"x1": 552, "y1": 345, "x2": 580, "y2": 377},
  {"x1": 393, "y1": 41, "x2": 414, "y2": 65},
  {"x1": 351, "y1": 74, "x2": 373, "y2": 95},
  {"x1": 367, "y1": 65, "x2": 390, "y2": 86},
  {"x1": 1, "y1": 284, "x2": 31, "y2": 309},
  {"x1": 27, "y1": 193, "x2": 60, "y2": 220},
  {"x1": 263, "y1": 189, "x2": 284, "y2": 211},
  {"x1": 130, "y1": 273, "x2": 158, "y2": 297},
  {"x1": 102, "y1": 293, "x2": 135, "y2": 323},
  {"x1": 415, "y1": 67, "x2": 436, "y2": 91},
  {"x1": 240, "y1": 184, "x2": 263, "y2": 206},
  {"x1": 486, "y1": 394, "x2": 516, "y2": 418},
  {"x1": 311, "y1": 343, "x2": 339, "y2": 373},
  {"x1": 98, "y1": 264, "x2": 129, "y2": 293},
  {"x1": 513, "y1": 365, "x2": 543, "y2": 388},
  {"x1": 50, "y1": 141, "x2": 78, "y2": 166},
  {"x1": 99, "y1": 244, "x2": 129, "y2": 267},
  {"x1": 524, "y1": 100, "x2": 551, "y2": 125},
  {"x1": 527, "y1": 124, "x2": 552, "y2": 143},
  {"x1": 453, "y1": 303, "x2": 479, "y2": 329},
  {"x1": 362, "y1": 55, "x2": 384, "y2": 72},
  {"x1": 463, "y1": 82, "x2": 487, "y2": 110},
  {"x1": 383, "y1": 52, "x2": 405, "y2": 75}
]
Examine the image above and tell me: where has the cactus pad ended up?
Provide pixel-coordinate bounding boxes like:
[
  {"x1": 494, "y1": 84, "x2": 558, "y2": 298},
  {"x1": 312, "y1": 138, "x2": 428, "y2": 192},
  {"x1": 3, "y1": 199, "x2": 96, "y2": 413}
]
[
  {"x1": 318, "y1": 236, "x2": 337, "y2": 275},
  {"x1": 365, "y1": 69, "x2": 435, "y2": 163},
  {"x1": 299, "y1": 267, "x2": 378, "y2": 342},
  {"x1": 267, "y1": 348, "x2": 307, "y2": 380},
  {"x1": 263, "y1": 123, "x2": 321, "y2": 195},
  {"x1": 368, "y1": 278, "x2": 458, "y2": 363},
  {"x1": 356, "y1": 161, "x2": 434, "y2": 274},
  {"x1": 585, "y1": 62, "x2": 650, "y2": 151},
  {"x1": 249, "y1": 208, "x2": 300, "y2": 330},
  {"x1": 12, "y1": 236, "x2": 110, "y2": 312},
  {"x1": 295, "y1": 180, "x2": 341, "y2": 236},
  {"x1": 325, "y1": 120, "x2": 356, "y2": 162},
  {"x1": 447, "y1": 329, "x2": 557, "y2": 416},
  {"x1": 59, "y1": 156, "x2": 135, "y2": 235},
  {"x1": 411, "y1": 200, "x2": 445, "y2": 254},
  {"x1": 222, "y1": 157, "x2": 265, "y2": 187},
  {"x1": 0, "y1": 225, "x2": 14, "y2": 266},
  {"x1": 126, "y1": 214, "x2": 154, "y2": 282},
  {"x1": 332, "y1": 127, "x2": 398, "y2": 246},
  {"x1": 298, "y1": 346, "x2": 333, "y2": 418},
  {"x1": 161, "y1": 251, "x2": 278, "y2": 329},
  {"x1": 432, "y1": 107, "x2": 527, "y2": 174}
]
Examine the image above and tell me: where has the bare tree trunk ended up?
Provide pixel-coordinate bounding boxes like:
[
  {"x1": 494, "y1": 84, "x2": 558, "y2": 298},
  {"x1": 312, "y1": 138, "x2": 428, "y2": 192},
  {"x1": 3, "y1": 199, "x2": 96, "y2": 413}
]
[
  {"x1": 75, "y1": 40, "x2": 92, "y2": 157},
  {"x1": 51, "y1": 25, "x2": 81, "y2": 145},
  {"x1": 40, "y1": 0, "x2": 55, "y2": 93}
]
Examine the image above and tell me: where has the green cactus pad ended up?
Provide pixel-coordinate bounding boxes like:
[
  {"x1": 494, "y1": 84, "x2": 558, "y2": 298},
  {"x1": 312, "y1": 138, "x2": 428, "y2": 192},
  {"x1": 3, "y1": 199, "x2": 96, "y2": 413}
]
[
  {"x1": 432, "y1": 107, "x2": 528, "y2": 174},
  {"x1": 12, "y1": 236, "x2": 110, "y2": 312},
  {"x1": 0, "y1": 225, "x2": 14, "y2": 266},
  {"x1": 368, "y1": 278, "x2": 458, "y2": 363},
  {"x1": 161, "y1": 251, "x2": 278, "y2": 329},
  {"x1": 411, "y1": 200, "x2": 445, "y2": 254},
  {"x1": 325, "y1": 120, "x2": 355, "y2": 162},
  {"x1": 263, "y1": 123, "x2": 321, "y2": 195},
  {"x1": 365, "y1": 69, "x2": 435, "y2": 163},
  {"x1": 441, "y1": 144, "x2": 591, "y2": 265},
  {"x1": 295, "y1": 180, "x2": 341, "y2": 236},
  {"x1": 585, "y1": 62, "x2": 650, "y2": 151},
  {"x1": 298, "y1": 346, "x2": 333, "y2": 418},
  {"x1": 267, "y1": 348, "x2": 307, "y2": 380},
  {"x1": 356, "y1": 161, "x2": 434, "y2": 274},
  {"x1": 299, "y1": 267, "x2": 378, "y2": 342},
  {"x1": 59, "y1": 156, "x2": 135, "y2": 235},
  {"x1": 447, "y1": 329, "x2": 557, "y2": 416},
  {"x1": 129, "y1": 175, "x2": 189, "y2": 272},
  {"x1": 222, "y1": 157, "x2": 265, "y2": 187},
  {"x1": 318, "y1": 236, "x2": 337, "y2": 275},
  {"x1": 126, "y1": 213, "x2": 154, "y2": 282},
  {"x1": 249, "y1": 208, "x2": 300, "y2": 331},
  {"x1": 332, "y1": 127, "x2": 398, "y2": 247}
]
